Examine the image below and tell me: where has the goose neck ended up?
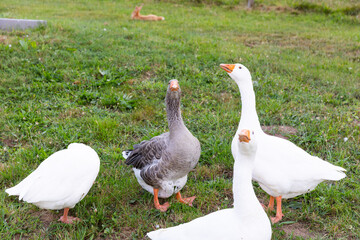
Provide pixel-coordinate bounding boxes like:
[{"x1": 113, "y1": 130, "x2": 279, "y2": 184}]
[
  {"x1": 232, "y1": 159, "x2": 262, "y2": 215},
  {"x1": 166, "y1": 99, "x2": 186, "y2": 135},
  {"x1": 237, "y1": 82, "x2": 261, "y2": 131},
  {"x1": 168, "y1": 113, "x2": 185, "y2": 130}
]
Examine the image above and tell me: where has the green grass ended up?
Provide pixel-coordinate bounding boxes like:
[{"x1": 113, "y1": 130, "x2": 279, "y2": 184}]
[{"x1": 0, "y1": 0, "x2": 359, "y2": 239}]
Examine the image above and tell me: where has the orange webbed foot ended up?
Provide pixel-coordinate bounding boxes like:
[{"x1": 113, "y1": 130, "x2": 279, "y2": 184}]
[
  {"x1": 270, "y1": 213, "x2": 284, "y2": 223},
  {"x1": 58, "y1": 208, "x2": 80, "y2": 224},
  {"x1": 58, "y1": 216, "x2": 80, "y2": 224},
  {"x1": 155, "y1": 202, "x2": 170, "y2": 212},
  {"x1": 176, "y1": 192, "x2": 196, "y2": 206}
]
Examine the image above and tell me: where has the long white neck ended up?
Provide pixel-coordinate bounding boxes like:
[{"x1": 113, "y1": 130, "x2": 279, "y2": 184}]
[
  {"x1": 232, "y1": 147, "x2": 263, "y2": 215},
  {"x1": 237, "y1": 80, "x2": 262, "y2": 133},
  {"x1": 232, "y1": 160, "x2": 263, "y2": 215}
]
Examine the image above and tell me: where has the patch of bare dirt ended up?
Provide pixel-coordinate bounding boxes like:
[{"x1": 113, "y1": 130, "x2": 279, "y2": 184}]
[
  {"x1": 256, "y1": 4, "x2": 298, "y2": 14},
  {"x1": 236, "y1": 32, "x2": 359, "y2": 60},
  {"x1": 238, "y1": 33, "x2": 325, "y2": 50},
  {"x1": 262, "y1": 125, "x2": 298, "y2": 139},
  {"x1": 280, "y1": 222, "x2": 323, "y2": 239},
  {"x1": 30, "y1": 209, "x2": 58, "y2": 228},
  {"x1": 231, "y1": 4, "x2": 296, "y2": 13},
  {"x1": 0, "y1": 137, "x2": 17, "y2": 147}
]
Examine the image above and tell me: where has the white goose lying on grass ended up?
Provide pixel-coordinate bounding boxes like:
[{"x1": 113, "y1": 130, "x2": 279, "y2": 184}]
[
  {"x1": 147, "y1": 129, "x2": 272, "y2": 240},
  {"x1": 220, "y1": 63, "x2": 346, "y2": 223},
  {"x1": 123, "y1": 79, "x2": 201, "y2": 212},
  {"x1": 6, "y1": 143, "x2": 100, "y2": 224}
]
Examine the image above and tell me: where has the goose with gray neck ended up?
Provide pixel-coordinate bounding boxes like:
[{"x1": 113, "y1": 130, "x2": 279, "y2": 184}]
[
  {"x1": 123, "y1": 79, "x2": 200, "y2": 212},
  {"x1": 220, "y1": 63, "x2": 346, "y2": 223}
]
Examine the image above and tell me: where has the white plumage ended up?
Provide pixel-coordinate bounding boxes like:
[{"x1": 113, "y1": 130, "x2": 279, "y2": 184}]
[
  {"x1": 6, "y1": 143, "x2": 100, "y2": 223},
  {"x1": 131, "y1": 168, "x2": 188, "y2": 199},
  {"x1": 220, "y1": 63, "x2": 346, "y2": 223},
  {"x1": 252, "y1": 135, "x2": 346, "y2": 199}
]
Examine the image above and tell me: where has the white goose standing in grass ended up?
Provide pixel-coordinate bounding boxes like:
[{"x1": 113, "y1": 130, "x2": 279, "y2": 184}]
[
  {"x1": 147, "y1": 129, "x2": 272, "y2": 240},
  {"x1": 123, "y1": 79, "x2": 201, "y2": 212},
  {"x1": 6, "y1": 143, "x2": 100, "y2": 224},
  {"x1": 220, "y1": 63, "x2": 346, "y2": 223}
]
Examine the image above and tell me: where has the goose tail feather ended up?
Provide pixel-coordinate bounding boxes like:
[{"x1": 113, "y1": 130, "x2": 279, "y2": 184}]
[{"x1": 122, "y1": 150, "x2": 132, "y2": 160}]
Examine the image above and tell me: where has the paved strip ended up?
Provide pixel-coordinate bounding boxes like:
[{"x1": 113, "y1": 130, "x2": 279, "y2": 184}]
[{"x1": 0, "y1": 18, "x2": 47, "y2": 30}]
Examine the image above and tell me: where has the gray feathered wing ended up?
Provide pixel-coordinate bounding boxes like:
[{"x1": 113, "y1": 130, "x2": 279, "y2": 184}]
[{"x1": 125, "y1": 132, "x2": 170, "y2": 188}]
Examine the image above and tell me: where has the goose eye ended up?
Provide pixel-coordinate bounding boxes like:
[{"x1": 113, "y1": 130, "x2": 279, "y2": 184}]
[
  {"x1": 252, "y1": 131, "x2": 254, "y2": 135},
  {"x1": 239, "y1": 66, "x2": 242, "y2": 69}
]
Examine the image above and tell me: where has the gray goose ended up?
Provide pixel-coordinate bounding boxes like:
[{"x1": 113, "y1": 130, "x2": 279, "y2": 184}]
[{"x1": 123, "y1": 79, "x2": 201, "y2": 212}]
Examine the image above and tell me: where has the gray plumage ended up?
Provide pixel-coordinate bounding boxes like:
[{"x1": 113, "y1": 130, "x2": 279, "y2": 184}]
[{"x1": 124, "y1": 79, "x2": 200, "y2": 198}]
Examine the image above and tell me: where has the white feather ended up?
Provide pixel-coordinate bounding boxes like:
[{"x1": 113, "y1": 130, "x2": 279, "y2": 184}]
[
  {"x1": 122, "y1": 150, "x2": 131, "y2": 160},
  {"x1": 6, "y1": 143, "x2": 100, "y2": 210},
  {"x1": 223, "y1": 63, "x2": 346, "y2": 200},
  {"x1": 132, "y1": 168, "x2": 187, "y2": 198}
]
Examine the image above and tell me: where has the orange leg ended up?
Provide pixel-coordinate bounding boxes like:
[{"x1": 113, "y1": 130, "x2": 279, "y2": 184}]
[
  {"x1": 267, "y1": 196, "x2": 275, "y2": 211},
  {"x1": 175, "y1": 192, "x2": 196, "y2": 206},
  {"x1": 58, "y1": 208, "x2": 80, "y2": 224},
  {"x1": 153, "y1": 188, "x2": 170, "y2": 212},
  {"x1": 270, "y1": 196, "x2": 284, "y2": 223},
  {"x1": 261, "y1": 195, "x2": 274, "y2": 211}
]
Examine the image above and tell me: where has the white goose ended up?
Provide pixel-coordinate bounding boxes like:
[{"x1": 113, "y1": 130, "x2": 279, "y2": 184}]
[
  {"x1": 6, "y1": 143, "x2": 100, "y2": 224},
  {"x1": 147, "y1": 129, "x2": 272, "y2": 240},
  {"x1": 220, "y1": 63, "x2": 346, "y2": 223}
]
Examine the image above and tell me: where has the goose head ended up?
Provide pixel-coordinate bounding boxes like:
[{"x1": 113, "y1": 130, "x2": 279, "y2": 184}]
[
  {"x1": 165, "y1": 79, "x2": 182, "y2": 119},
  {"x1": 220, "y1": 63, "x2": 252, "y2": 85},
  {"x1": 237, "y1": 129, "x2": 257, "y2": 159},
  {"x1": 166, "y1": 79, "x2": 181, "y2": 101}
]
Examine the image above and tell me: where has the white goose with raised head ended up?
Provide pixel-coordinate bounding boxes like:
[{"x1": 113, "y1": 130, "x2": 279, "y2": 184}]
[{"x1": 220, "y1": 63, "x2": 346, "y2": 223}]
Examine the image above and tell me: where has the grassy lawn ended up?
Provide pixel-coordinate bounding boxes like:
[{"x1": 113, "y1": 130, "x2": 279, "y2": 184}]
[{"x1": 0, "y1": 0, "x2": 359, "y2": 239}]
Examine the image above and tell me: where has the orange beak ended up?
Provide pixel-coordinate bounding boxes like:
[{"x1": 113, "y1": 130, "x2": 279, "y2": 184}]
[
  {"x1": 170, "y1": 80, "x2": 179, "y2": 91},
  {"x1": 238, "y1": 129, "x2": 251, "y2": 143},
  {"x1": 220, "y1": 64, "x2": 235, "y2": 73}
]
